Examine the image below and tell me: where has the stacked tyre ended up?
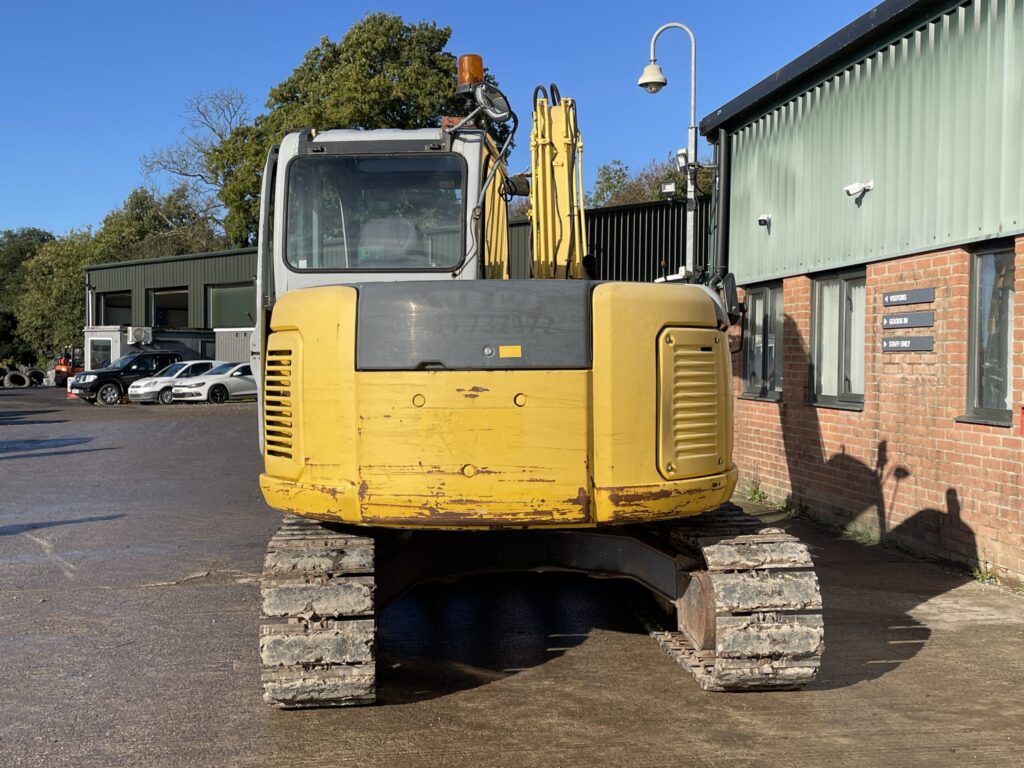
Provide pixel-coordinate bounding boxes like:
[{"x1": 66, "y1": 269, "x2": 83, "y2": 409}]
[
  {"x1": 3, "y1": 370, "x2": 29, "y2": 388},
  {"x1": 0, "y1": 367, "x2": 46, "y2": 388}
]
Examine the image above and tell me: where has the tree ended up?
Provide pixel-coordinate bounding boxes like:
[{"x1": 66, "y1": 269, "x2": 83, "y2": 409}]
[
  {"x1": 210, "y1": 13, "x2": 498, "y2": 245},
  {"x1": 0, "y1": 227, "x2": 53, "y2": 297},
  {"x1": 207, "y1": 121, "x2": 272, "y2": 247},
  {"x1": 585, "y1": 157, "x2": 713, "y2": 208},
  {"x1": 14, "y1": 232, "x2": 97, "y2": 361},
  {"x1": 93, "y1": 185, "x2": 227, "y2": 263},
  {"x1": 507, "y1": 197, "x2": 530, "y2": 221},
  {"x1": 0, "y1": 228, "x2": 54, "y2": 363},
  {"x1": 141, "y1": 88, "x2": 250, "y2": 233},
  {"x1": 10, "y1": 186, "x2": 226, "y2": 363}
]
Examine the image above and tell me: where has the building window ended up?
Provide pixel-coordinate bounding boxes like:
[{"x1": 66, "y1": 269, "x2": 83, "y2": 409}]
[
  {"x1": 742, "y1": 283, "x2": 783, "y2": 399},
  {"x1": 149, "y1": 288, "x2": 188, "y2": 328},
  {"x1": 966, "y1": 249, "x2": 1014, "y2": 423},
  {"x1": 811, "y1": 270, "x2": 865, "y2": 407},
  {"x1": 99, "y1": 292, "x2": 131, "y2": 325},
  {"x1": 207, "y1": 283, "x2": 255, "y2": 328}
]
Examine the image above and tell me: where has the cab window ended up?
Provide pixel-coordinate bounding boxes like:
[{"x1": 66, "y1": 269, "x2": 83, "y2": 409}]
[{"x1": 286, "y1": 154, "x2": 466, "y2": 271}]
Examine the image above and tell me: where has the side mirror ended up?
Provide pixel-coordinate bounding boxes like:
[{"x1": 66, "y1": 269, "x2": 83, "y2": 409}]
[{"x1": 474, "y1": 82, "x2": 512, "y2": 123}]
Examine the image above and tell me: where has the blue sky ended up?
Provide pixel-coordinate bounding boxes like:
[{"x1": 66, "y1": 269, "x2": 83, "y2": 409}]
[{"x1": 0, "y1": 1, "x2": 878, "y2": 236}]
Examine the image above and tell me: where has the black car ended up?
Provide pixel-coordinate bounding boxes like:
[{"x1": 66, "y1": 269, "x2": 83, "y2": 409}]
[{"x1": 70, "y1": 350, "x2": 183, "y2": 405}]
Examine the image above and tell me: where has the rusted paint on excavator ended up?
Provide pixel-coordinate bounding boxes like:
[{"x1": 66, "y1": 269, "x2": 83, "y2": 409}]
[{"x1": 259, "y1": 283, "x2": 736, "y2": 530}]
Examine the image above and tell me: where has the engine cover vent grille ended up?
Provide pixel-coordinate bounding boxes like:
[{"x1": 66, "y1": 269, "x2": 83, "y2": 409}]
[
  {"x1": 264, "y1": 349, "x2": 294, "y2": 460},
  {"x1": 657, "y1": 327, "x2": 727, "y2": 480}
]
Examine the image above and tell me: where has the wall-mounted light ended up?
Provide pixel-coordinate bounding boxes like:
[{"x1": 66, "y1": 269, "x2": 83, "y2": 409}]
[{"x1": 660, "y1": 181, "x2": 678, "y2": 198}]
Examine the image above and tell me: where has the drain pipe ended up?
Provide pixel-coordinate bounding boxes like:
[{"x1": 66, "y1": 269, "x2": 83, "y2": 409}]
[
  {"x1": 713, "y1": 127, "x2": 731, "y2": 285},
  {"x1": 85, "y1": 276, "x2": 95, "y2": 327}
]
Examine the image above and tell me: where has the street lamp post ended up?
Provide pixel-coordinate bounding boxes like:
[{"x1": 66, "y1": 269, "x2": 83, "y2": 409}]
[{"x1": 638, "y1": 22, "x2": 698, "y2": 280}]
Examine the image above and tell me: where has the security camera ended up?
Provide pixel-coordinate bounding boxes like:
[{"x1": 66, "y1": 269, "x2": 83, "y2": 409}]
[
  {"x1": 757, "y1": 214, "x2": 771, "y2": 226},
  {"x1": 844, "y1": 180, "x2": 874, "y2": 197},
  {"x1": 638, "y1": 62, "x2": 667, "y2": 94}
]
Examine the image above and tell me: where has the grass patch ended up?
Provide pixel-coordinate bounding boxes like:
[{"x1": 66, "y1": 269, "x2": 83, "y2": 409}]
[
  {"x1": 971, "y1": 566, "x2": 1000, "y2": 586},
  {"x1": 841, "y1": 528, "x2": 880, "y2": 546},
  {"x1": 741, "y1": 480, "x2": 770, "y2": 504}
]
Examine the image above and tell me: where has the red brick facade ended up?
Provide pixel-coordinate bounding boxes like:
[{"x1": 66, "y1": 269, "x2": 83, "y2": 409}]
[{"x1": 732, "y1": 236, "x2": 1024, "y2": 581}]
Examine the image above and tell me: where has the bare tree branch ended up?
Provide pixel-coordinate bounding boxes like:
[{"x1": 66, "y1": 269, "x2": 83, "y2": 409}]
[{"x1": 140, "y1": 88, "x2": 251, "y2": 233}]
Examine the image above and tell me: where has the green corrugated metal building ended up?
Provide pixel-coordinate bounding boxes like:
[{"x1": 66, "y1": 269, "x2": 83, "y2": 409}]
[
  {"x1": 704, "y1": 0, "x2": 1023, "y2": 282},
  {"x1": 701, "y1": 0, "x2": 1024, "y2": 581},
  {"x1": 83, "y1": 248, "x2": 256, "y2": 368},
  {"x1": 86, "y1": 248, "x2": 256, "y2": 328}
]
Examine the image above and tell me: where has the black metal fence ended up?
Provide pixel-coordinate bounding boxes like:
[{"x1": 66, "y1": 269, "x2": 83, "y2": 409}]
[{"x1": 509, "y1": 197, "x2": 711, "y2": 282}]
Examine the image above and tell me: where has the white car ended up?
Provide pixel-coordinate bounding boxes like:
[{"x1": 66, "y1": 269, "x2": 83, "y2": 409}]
[
  {"x1": 172, "y1": 362, "x2": 257, "y2": 404},
  {"x1": 127, "y1": 360, "x2": 225, "y2": 405}
]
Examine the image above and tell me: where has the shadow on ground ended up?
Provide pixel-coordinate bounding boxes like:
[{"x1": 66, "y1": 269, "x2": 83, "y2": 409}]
[
  {"x1": 0, "y1": 513, "x2": 126, "y2": 537},
  {"x1": 752, "y1": 507, "x2": 977, "y2": 691},
  {"x1": 377, "y1": 573, "x2": 647, "y2": 704},
  {"x1": 0, "y1": 408, "x2": 67, "y2": 426},
  {"x1": 374, "y1": 523, "x2": 971, "y2": 701},
  {"x1": 736, "y1": 315, "x2": 986, "y2": 690},
  {"x1": 0, "y1": 436, "x2": 121, "y2": 462}
]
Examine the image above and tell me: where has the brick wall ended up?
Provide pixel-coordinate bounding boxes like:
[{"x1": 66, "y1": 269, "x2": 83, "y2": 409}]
[{"x1": 732, "y1": 236, "x2": 1024, "y2": 581}]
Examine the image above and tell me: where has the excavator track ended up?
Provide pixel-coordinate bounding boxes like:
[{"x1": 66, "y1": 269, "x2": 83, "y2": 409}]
[
  {"x1": 643, "y1": 506, "x2": 824, "y2": 691},
  {"x1": 260, "y1": 516, "x2": 376, "y2": 708},
  {"x1": 258, "y1": 507, "x2": 822, "y2": 706}
]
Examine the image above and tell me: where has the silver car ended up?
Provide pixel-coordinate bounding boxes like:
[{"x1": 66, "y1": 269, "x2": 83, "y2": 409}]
[
  {"x1": 172, "y1": 362, "x2": 257, "y2": 404},
  {"x1": 127, "y1": 360, "x2": 225, "y2": 405}
]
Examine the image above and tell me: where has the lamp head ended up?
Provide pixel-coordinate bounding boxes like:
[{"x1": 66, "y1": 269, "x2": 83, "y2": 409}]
[{"x1": 638, "y1": 61, "x2": 667, "y2": 94}]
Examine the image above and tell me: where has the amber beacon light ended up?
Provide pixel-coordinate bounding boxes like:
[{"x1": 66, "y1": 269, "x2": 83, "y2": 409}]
[{"x1": 456, "y1": 54, "x2": 485, "y2": 95}]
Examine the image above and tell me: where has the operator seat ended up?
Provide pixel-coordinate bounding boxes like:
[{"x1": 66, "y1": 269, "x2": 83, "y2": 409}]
[{"x1": 357, "y1": 217, "x2": 428, "y2": 267}]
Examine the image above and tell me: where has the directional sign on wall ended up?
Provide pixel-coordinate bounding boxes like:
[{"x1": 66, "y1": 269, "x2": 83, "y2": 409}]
[
  {"x1": 882, "y1": 336, "x2": 934, "y2": 352},
  {"x1": 883, "y1": 288, "x2": 936, "y2": 307},
  {"x1": 882, "y1": 310, "x2": 935, "y2": 329}
]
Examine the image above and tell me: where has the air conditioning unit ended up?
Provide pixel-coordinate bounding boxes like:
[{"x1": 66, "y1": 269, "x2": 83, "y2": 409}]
[{"x1": 126, "y1": 326, "x2": 152, "y2": 345}]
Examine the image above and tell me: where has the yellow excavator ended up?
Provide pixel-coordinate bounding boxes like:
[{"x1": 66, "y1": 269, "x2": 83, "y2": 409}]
[{"x1": 252, "y1": 55, "x2": 823, "y2": 707}]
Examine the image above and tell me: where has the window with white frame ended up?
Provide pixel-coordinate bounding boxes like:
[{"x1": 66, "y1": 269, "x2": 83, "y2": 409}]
[
  {"x1": 965, "y1": 249, "x2": 1014, "y2": 423},
  {"x1": 207, "y1": 282, "x2": 255, "y2": 328},
  {"x1": 811, "y1": 270, "x2": 865, "y2": 407},
  {"x1": 743, "y1": 283, "x2": 783, "y2": 399}
]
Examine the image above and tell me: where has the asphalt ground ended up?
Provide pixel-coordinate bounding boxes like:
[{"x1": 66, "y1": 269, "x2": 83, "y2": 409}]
[{"x1": 1, "y1": 386, "x2": 1023, "y2": 768}]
